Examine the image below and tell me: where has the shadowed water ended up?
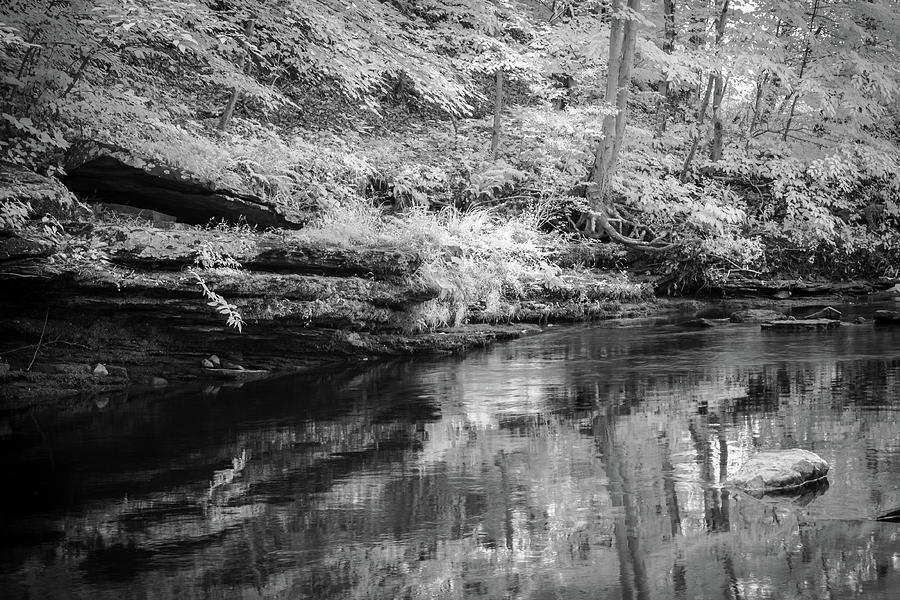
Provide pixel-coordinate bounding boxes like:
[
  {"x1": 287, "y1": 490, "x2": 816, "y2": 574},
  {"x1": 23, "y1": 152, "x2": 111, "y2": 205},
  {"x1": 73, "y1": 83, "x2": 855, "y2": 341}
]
[{"x1": 2, "y1": 321, "x2": 900, "y2": 599}]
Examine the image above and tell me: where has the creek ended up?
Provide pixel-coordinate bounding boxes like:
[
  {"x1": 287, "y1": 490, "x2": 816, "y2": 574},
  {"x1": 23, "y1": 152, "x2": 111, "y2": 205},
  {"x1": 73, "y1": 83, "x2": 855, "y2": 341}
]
[{"x1": 2, "y1": 318, "x2": 900, "y2": 599}]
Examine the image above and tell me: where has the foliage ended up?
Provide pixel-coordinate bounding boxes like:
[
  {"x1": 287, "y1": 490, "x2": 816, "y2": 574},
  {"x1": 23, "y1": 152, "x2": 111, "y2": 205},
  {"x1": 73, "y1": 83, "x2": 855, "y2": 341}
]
[
  {"x1": 0, "y1": 199, "x2": 29, "y2": 230},
  {"x1": 297, "y1": 201, "x2": 582, "y2": 328},
  {"x1": 190, "y1": 241, "x2": 245, "y2": 332},
  {"x1": 189, "y1": 268, "x2": 245, "y2": 333},
  {"x1": 700, "y1": 143, "x2": 900, "y2": 278},
  {"x1": 2, "y1": 0, "x2": 899, "y2": 304}
]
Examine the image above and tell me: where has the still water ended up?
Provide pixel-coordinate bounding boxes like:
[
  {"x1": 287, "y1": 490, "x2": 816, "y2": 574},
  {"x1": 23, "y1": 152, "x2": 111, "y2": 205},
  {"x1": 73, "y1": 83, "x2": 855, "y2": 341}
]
[{"x1": 2, "y1": 321, "x2": 900, "y2": 599}]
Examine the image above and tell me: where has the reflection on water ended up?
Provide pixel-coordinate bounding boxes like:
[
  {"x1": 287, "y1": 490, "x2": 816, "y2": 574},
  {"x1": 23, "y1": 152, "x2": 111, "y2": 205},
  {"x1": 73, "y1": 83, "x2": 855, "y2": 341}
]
[{"x1": 2, "y1": 323, "x2": 900, "y2": 599}]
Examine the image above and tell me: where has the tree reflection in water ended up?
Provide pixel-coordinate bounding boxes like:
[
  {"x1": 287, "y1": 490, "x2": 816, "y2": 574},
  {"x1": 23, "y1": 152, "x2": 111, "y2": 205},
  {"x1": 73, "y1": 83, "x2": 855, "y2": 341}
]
[{"x1": 2, "y1": 324, "x2": 900, "y2": 599}]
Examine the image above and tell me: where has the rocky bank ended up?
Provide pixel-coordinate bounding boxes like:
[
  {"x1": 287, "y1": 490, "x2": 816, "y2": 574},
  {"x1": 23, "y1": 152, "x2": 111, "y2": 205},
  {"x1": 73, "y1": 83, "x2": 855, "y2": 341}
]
[{"x1": 3, "y1": 163, "x2": 899, "y2": 411}]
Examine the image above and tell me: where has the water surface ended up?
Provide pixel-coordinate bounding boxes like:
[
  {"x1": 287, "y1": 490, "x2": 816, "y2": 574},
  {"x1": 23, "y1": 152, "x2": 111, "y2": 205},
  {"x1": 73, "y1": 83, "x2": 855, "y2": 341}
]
[{"x1": 2, "y1": 321, "x2": 900, "y2": 599}]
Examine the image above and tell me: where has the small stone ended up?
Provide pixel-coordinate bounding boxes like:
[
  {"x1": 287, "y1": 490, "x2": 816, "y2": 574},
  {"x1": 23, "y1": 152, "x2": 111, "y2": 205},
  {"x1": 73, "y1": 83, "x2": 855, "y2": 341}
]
[
  {"x1": 202, "y1": 358, "x2": 215, "y2": 368},
  {"x1": 93, "y1": 363, "x2": 108, "y2": 377},
  {"x1": 208, "y1": 354, "x2": 221, "y2": 367},
  {"x1": 772, "y1": 290, "x2": 792, "y2": 299},
  {"x1": 150, "y1": 376, "x2": 168, "y2": 386}
]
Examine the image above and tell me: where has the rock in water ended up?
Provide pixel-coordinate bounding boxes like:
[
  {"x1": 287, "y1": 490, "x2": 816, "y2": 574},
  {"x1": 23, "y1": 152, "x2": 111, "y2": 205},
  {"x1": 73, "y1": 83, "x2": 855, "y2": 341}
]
[
  {"x1": 801, "y1": 306, "x2": 842, "y2": 320},
  {"x1": 729, "y1": 309, "x2": 784, "y2": 323},
  {"x1": 761, "y1": 319, "x2": 841, "y2": 331},
  {"x1": 874, "y1": 310, "x2": 900, "y2": 324},
  {"x1": 728, "y1": 448, "x2": 829, "y2": 493},
  {"x1": 684, "y1": 318, "x2": 718, "y2": 328}
]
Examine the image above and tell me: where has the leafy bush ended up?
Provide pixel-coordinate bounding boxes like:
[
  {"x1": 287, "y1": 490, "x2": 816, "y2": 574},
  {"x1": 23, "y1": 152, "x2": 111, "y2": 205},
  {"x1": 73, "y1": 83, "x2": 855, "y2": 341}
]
[{"x1": 704, "y1": 144, "x2": 900, "y2": 279}]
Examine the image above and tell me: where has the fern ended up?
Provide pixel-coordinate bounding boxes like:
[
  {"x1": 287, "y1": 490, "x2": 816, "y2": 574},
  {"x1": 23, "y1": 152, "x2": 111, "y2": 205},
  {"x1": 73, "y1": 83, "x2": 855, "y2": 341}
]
[{"x1": 189, "y1": 268, "x2": 245, "y2": 333}]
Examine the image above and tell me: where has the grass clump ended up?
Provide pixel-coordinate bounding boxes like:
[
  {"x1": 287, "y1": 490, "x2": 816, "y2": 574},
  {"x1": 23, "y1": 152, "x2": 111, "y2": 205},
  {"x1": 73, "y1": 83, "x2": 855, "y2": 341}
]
[{"x1": 295, "y1": 201, "x2": 650, "y2": 330}]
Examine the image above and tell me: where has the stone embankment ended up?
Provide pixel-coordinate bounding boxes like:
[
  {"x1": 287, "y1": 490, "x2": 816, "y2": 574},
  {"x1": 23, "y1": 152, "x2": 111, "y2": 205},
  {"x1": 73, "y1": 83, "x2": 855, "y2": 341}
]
[{"x1": 0, "y1": 223, "x2": 557, "y2": 408}]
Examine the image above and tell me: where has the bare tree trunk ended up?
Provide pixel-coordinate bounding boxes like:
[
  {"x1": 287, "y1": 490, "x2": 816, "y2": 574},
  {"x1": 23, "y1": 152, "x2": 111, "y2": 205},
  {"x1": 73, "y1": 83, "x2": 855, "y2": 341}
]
[
  {"x1": 680, "y1": 74, "x2": 714, "y2": 178},
  {"x1": 590, "y1": 0, "x2": 628, "y2": 203},
  {"x1": 708, "y1": 0, "x2": 729, "y2": 161},
  {"x1": 654, "y1": 0, "x2": 677, "y2": 136},
  {"x1": 709, "y1": 75, "x2": 728, "y2": 161},
  {"x1": 219, "y1": 19, "x2": 255, "y2": 132},
  {"x1": 745, "y1": 18, "x2": 781, "y2": 148},
  {"x1": 490, "y1": 68, "x2": 504, "y2": 159},
  {"x1": 745, "y1": 71, "x2": 768, "y2": 149},
  {"x1": 782, "y1": 0, "x2": 820, "y2": 141},
  {"x1": 680, "y1": 0, "x2": 728, "y2": 173},
  {"x1": 587, "y1": 0, "x2": 673, "y2": 250}
]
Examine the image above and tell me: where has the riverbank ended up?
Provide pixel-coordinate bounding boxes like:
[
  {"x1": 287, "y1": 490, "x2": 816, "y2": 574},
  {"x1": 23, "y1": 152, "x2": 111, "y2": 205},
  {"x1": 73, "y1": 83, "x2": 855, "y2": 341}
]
[
  {"x1": 0, "y1": 198, "x2": 663, "y2": 411},
  {"x1": 3, "y1": 244, "x2": 896, "y2": 413},
  {"x1": 3, "y1": 167, "x2": 899, "y2": 412}
]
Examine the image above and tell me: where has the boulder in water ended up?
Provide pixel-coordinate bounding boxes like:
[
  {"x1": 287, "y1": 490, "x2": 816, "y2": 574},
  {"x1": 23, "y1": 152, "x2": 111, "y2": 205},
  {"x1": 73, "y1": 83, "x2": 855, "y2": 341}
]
[{"x1": 728, "y1": 448, "x2": 829, "y2": 494}]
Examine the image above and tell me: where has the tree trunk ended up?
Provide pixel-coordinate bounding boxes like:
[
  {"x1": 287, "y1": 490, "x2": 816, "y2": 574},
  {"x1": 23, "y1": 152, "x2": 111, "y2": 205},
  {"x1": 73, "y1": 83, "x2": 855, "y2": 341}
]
[
  {"x1": 708, "y1": 1, "x2": 729, "y2": 161},
  {"x1": 490, "y1": 68, "x2": 505, "y2": 159},
  {"x1": 586, "y1": 0, "x2": 673, "y2": 251},
  {"x1": 745, "y1": 71, "x2": 768, "y2": 148},
  {"x1": 709, "y1": 75, "x2": 728, "y2": 161},
  {"x1": 782, "y1": 0, "x2": 820, "y2": 141},
  {"x1": 654, "y1": 0, "x2": 677, "y2": 136},
  {"x1": 680, "y1": 0, "x2": 728, "y2": 174},
  {"x1": 219, "y1": 19, "x2": 256, "y2": 132},
  {"x1": 680, "y1": 74, "x2": 714, "y2": 178},
  {"x1": 590, "y1": 0, "x2": 628, "y2": 204}
]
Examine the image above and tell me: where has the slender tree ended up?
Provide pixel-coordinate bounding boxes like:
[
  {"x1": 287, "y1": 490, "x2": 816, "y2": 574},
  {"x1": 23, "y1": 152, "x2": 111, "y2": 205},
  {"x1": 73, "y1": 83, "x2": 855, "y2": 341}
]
[
  {"x1": 680, "y1": 0, "x2": 729, "y2": 175},
  {"x1": 654, "y1": 0, "x2": 677, "y2": 136},
  {"x1": 218, "y1": 18, "x2": 255, "y2": 131},
  {"x1": 781, "y1": 0, "x2": 820, "y2": 141},
  {"x1": 709, "y1": 0, "x2": 730, "y2": 161},
  {"x1": 584, "y1": 0, "x2": 675, "y2": 250},
  {"x1": 490, "y1": 68, "x2": 505, "y2": 159}
]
